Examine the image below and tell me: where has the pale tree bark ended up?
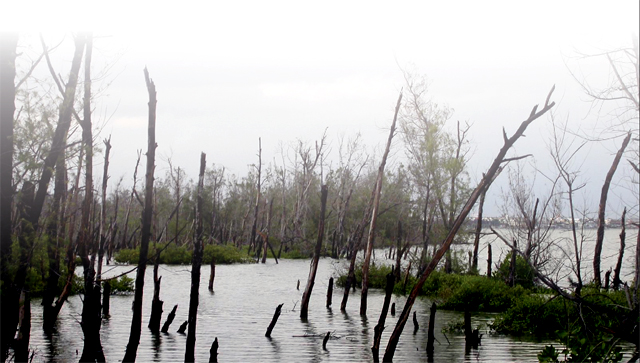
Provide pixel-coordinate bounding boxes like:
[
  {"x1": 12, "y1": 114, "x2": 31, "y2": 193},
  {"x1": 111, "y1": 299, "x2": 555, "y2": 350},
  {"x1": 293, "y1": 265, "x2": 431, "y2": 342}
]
[
  {"x1": 249, "y1": 138, "x2": 262, "y2": 255},
  {"x1": 360, "y1": 91, "x2": 402, "y2": 316},
  {"x1": 123, "y1": 68, "x2": 157, "y2": 362},
  {"x1": 300, "y1": 185, "x2": 328, "y2": 319},
  {"x1": 185, "y1": 152, "x2": 206, "y2": 362},
  {"x1": 594, "y1": 131, "x2": 632, "y2": 287},
  {"x1": 383, "y1": 86, "x2": 556, "y2": 361}
]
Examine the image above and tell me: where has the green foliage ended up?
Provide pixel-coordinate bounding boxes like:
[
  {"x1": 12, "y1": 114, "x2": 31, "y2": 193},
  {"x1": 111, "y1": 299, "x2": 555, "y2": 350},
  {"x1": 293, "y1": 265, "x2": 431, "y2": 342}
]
[
  {"x1": 108, "y1": 276, "x2": 134, "y2": 294},
  {"x1": 115, "y1": 243, "x2": 251, "y2": 265},
  {"x1": 203, "y1": 244, "x2": 251, "y2": 264},
  {"x1": 335, "y1": 262, "x2": 395, "y2": 289},
  {"x1": 421, "y1": 271, "x2": 525, "y2": 312},
  {"x1": 492, "y1": 294, "x2": 568, "y2": 336},
  {"x1": 538, "y1": 345, "x2": 560, "y2": 362},
  {"x1": 495, "y1": 252, "x2": 537, "y2": 289}
]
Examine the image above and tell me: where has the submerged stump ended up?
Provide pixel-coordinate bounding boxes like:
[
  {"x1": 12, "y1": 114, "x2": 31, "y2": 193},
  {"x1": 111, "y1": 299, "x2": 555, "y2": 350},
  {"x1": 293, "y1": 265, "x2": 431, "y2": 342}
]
[{"x1": 265, "y1": 303, "x2": 284, "y2": 338}]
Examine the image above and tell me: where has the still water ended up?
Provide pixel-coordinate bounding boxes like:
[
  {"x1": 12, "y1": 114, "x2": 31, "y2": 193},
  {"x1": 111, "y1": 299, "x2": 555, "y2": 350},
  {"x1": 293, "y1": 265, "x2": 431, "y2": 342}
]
[
  {"x1": 28, "y1": 228, "x2": 634, "y2": 362},
  {"x1": 30, "y1": 259, "x2": 554, "y2": 362}
]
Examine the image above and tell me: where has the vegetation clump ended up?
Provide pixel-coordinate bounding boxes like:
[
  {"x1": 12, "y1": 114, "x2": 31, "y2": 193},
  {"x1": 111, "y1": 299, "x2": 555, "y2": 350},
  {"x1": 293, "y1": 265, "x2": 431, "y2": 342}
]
[{"x1": 115, "y1": 243, "x2": 251, "y2": 265}]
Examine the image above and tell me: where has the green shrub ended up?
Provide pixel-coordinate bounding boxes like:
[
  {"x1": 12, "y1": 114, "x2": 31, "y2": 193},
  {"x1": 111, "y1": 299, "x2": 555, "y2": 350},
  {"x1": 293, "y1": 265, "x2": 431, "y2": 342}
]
[
  {"x1": 492, "y1": 294, "x2": 568, "y2": 336},
  {"x1": 494, "y1": 252, "x2": 536, "y2": 289},
  {"x1": 109, "y1": 275, "x2": 134, "y2": 294},
  {"x1": 335, "y1": 262, "x2": 394, "y2": 289},
  {"x1": 115, "y1": 243, "x2": 251, "y2": 265}
]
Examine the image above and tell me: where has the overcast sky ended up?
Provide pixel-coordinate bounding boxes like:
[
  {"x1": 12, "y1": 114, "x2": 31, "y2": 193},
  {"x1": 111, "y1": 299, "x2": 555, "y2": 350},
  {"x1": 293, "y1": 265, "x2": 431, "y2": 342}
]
[{"x1": 5, "y1": 1, "x2": 639, "y2": 217}]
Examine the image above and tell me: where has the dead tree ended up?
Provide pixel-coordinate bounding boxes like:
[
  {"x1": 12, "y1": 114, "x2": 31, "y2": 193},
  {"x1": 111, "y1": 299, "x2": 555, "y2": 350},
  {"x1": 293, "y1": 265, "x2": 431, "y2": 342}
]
[
  {"x1": 372, "y1": 272, "x2": 395, "y2": 361},
  {"x1": 77, "y1": 33, "x2": 106, "y2": 362},
  {"x1": 594, "y1": 132, "x2": 632, "y2": 287},
  {"x1": 265, "y1": 303, "x2": 284, "y2": 338},
  {"x1": 123, "y1": 67, "x2": 157, "y2": 362},
  {"x1": 426, "y1": 302, "x2": 436, "y2": 357},
  {"x1": 161, "y1": 305, "x2": 178, "y2": 333},
  {"x1": 249, "y1": 138, "x2": 262, "y2": 254},
  {"x1": 185, "y1": 152, "x2": 207, "y2": 363},
  {"x1": 148, "y1": 257, "x2": 163, "y2": 333},
  {"x1": 612, "y1": 207, "x2": 626, "y2": 290},
  {"x1": 383, "y1": 86, "x2": 556, "y2": 362},
  {"x1": 300, "y1": 184, "x2": 328, "y2": 319},
  {"x1": 97, "y1": 136, "x2": 112, "y2": 279},
  {"x1": 471, "y1": 186, "x2": 487, "y2": 272},
  {"x1": 361, "y1": 91, "x2": 402, "y2": 316}
]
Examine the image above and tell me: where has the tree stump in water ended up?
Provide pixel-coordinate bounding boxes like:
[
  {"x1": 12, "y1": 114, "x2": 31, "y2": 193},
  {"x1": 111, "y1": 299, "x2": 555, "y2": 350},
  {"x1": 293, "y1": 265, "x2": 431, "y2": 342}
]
[
  {"x1": 177, "y1": 320, "x2": 188, "y2": 334},
  {"x1": 326, "y1": 277, "x2": 333, "y2": 308},
  {"x1": 413, "y1": 311, "x2": 419, "y2": 334},
  {"x1": 322, "y1": 331, "x2": 331, "y2": 350},
  {"x1": 209, "y1": 257, "x2": 216, "y2": 291},
  {"x1": 209, "y1": 337, "x2": 218, "y2": 362},
  {"x1": 464, "y1": 309, "x2": 482, "y2": 350},
  {"x1": 265, "y1": 303, "x2": 284, "y2": 338},
  {"x1": 426, "y1": 302, "x2": 437, "y2": 357},
  {"x1": 161, "y1": 305, "x2": 177, "y2": 333},
  {"x1": 391, "y1": 302, "x2": 395, "y2": 315},
  {"x1": 102, "y1": 281, "x2": 111, "y2": 317},
  {"x1": 296, "y1": 279, "x2": 300, "y2": 290}
]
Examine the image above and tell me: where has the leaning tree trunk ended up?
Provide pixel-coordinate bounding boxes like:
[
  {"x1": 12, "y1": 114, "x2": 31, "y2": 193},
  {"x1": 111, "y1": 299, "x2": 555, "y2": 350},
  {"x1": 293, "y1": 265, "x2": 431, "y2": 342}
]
[
  {"x1": 123, "y1": 68, "x2": 157, "y2": 362},
  {"x1": 300, "y1": 185, "x2": 328, "y2": 319},
  {"x1": 185, "y1": 152, "x2": 206, "y2": 362},
  {"x1": 594, "y1": 132, "x2": 632, "y2": 287},
  {"x1": 360, "y1": 91, "x2": 402, "y2": 316},
  {"x1": 383, "y1": 87, "x2": 556, "y2": 362}
]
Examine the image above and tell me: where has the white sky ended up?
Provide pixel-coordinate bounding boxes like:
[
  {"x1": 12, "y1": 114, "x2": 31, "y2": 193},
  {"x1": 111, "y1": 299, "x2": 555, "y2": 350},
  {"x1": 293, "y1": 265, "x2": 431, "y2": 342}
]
[{"x1": 4, "y1": 1, "x2": 639, "y2": 217}]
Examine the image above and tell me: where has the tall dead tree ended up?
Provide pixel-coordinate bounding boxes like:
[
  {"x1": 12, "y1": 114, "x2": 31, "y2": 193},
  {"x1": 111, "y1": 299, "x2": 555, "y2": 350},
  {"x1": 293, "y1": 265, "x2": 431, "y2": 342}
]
[
  {"x1": 383, "y1": 86, "x2": 555, "y2": 362},
  {"x1": 123, "y1": 68, "x2": 157, "y2": 362},
  {"x1": 471, "y1": 185, "x2": 487, "y2": 272},
  {"x1": 249, "y1": 138, "x2": 262, "y2": 254},
  {"x1": 300, "y1": 184, "x2": 328, "y2": 319},
  {"x1": 97, "y1": 136, "x2": 112, "y2": 279},
  {"x1": 76, "y1": 33, "x2": 106, "y2": 362},
  {"x1": 185, "y1": 152, "x2": 206, "y2": 362},
  {"x1": 593, "y1": 131, "x2": 632, "y2": 287},
  {"x1": 360, "y1": 91, "x2": 402, "y2": 316}
]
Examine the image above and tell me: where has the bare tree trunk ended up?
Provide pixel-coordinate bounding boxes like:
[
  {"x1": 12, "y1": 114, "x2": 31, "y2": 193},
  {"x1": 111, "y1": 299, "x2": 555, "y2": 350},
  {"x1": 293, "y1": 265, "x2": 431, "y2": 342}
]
[
  {"x1": 97, "y1": 136, "x2": 112, "y2": 279},
  {"x1": 42, "y1": 148, "x2": 66, "y2": 331},
  {"x1": 249, "y1": 138, "x2": 262, "y2": 253},
  {"x1": 487, "y1": 244, "x2": 492, "y2": 278},
  {"x1": 121, "y1": 152, "x2": 142, "y2": 250},
  {"x1": 77, "y1": 34, "x2": 106, "y2": 362},
  {"x1": 185, "y1": 152, "x2": 206, "y2": 363},
  {"x1": 383, "y1": 87, "x2": 555, "y2": 362},
  {"x1": 426, "y1": 302, "x2": 436, "y2": 357},
  {"x1": 0, "y1": 34, "x2": 17, "y2": 362},
  {"x1": 300, "y1": 185, "x2": 328, "y2": 319},
  {"x1": 123, "y1": 68, "x2": 157, "y2": 362},
  {"x1": 371, "y1": 272, "x2": 395, "y2": 361},
  {"x1": 361, "y1": 91, "x2": 402, "y2": 316},
  {"x1": 472, "y1": 188, "x2": 486, "y2": 272},
  {"x1": 594, "y1": 132, "x2": 632, "y2": 287},
  {"x1": 148, "y1": 258, "x2": 163, "y2": 333},
  {"x1": 613, "y1": 207, "x2": 626, "y2": 290}
]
